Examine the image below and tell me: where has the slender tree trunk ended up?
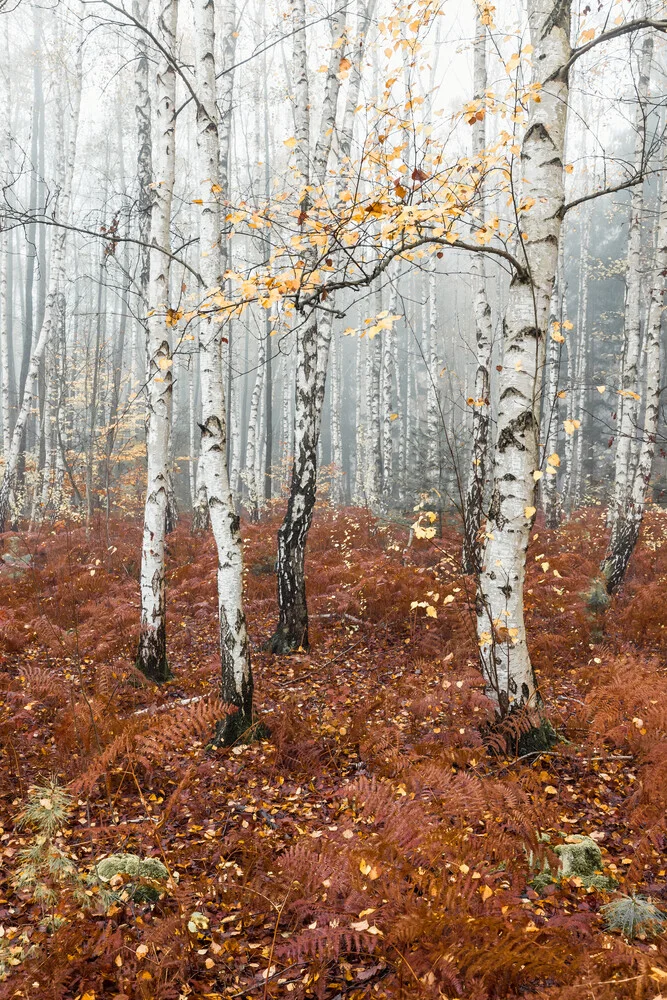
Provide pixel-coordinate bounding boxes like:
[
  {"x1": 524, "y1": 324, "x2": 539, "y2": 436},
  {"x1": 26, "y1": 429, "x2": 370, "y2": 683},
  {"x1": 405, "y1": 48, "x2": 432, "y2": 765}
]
[
  {"x1": 476, "y1": 0, "x2": 570, "y2": 746},
  {"x1": 136, "y1": 0, "x2": 177, "y2": 683},
  {"x1": 570, "y1": 207, "x2": 590, "y2": 511},
  {"x1": 381, "y1": 282, "x2": 396, "y2": 500},
  {"x1": 0, "y1": 33, "x2": 81, "y2": 530},
  {"x1": 245, "y1": 331, "x2": 266, "y2": 520},
  {"x1": 601, "y1": 166, "x2": 665, "y2": 592},
  {"x1": 330, "y1": 329, "x2": 344, "y2": 503},
  {"x1": 541, "y1": 238, "x2": 565, "y2": 526},
  {"x1": 270, "y1": 0, "x2": 349, "y2": 652},
  {"x1": 463, "y1": 8, "x2": 493, "y2": 572},
  {"x1": 193, "y1": 0, "x2": 252, "y2": 740},
  {"x1": 607, "y1": 33, "x2": 653, "y2": 538}
]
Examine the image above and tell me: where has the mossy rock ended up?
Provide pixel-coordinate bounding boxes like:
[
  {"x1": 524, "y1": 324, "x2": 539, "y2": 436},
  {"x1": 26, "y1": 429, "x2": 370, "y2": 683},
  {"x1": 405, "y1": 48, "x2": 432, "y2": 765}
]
[
  {"x1": 95, "y1": 853, "x2": 169, "y2": 901},
  {"x1": 530, "y1": 835, "x2": 617, "y2": 893}
]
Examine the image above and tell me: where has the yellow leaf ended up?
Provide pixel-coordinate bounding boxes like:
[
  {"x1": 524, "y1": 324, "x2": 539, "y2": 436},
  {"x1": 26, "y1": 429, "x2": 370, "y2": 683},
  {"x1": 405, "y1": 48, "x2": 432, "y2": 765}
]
[
  {"x1": 563, "y1": 419, "x2": 576, "y2": 435},
  {"x1": 157, "y1": 356, "x2": 173, "y2": 370},
  {"x1": 563, "y1": 320, "x2": 573, "y2": 330},
  {"x1": 548, "y1": 452, "x2": 560, "y2": 467},
  {"x1": 359, "y1": 859, "x2": 372, "y2": 876},
  {"x1": 551, "y1": 331, "x2": 565, "y2": 343},
  {"x1": 460, "y1": 863, "x2": 470, "y2": 874},
  {"x1": 283, "y1": 136, "x2": 297, "y2": 149},
  {"x1": 524, "y1": 506, "x2": 536, "y2": 519},
  {"x1": 192, "y1": 199, "x2": 203, "y2": 205},
  {"x1": 544, "y1": 785, "x2": 558, "y2": 795},
  {"x1": 425, "y1": 605, "x2": 438, "y2": 618},
  {"x1": 533, "y1": 470, "x2": 543, "y2": 481},
  {"x1": 210, "y1": 183, "x2": 222, "y2": 194},
  {"x1": 596, "y1": 385, "x2": 606, "y2": 393},
  {"x1": 82, "y1": 994, "x2": 96, "y2": 1000},
  {"x1": 442, "y1": 594, "x2": 455, "y2": 605},
  {"x1": 389, "y1": 413, "x2": 398, "y2": 421},
  {"x1": 136, "y1": 944, "x2": 149, "y2": 960},
  {"x1": 632, "y1": 717, "x2": 644, "y2": 729},
  {"x1": 480, "y1": 884, "x2": 493, "y2": 901},
  {"x1": 580, "y1": 27, "x2": 595, "y2": 41},
  {"x1": 564, "y1": 164, "x2": 574, "y2": 174},
  {"x1": 541, "y1": 561, "x2": 549, "y2": 572}
]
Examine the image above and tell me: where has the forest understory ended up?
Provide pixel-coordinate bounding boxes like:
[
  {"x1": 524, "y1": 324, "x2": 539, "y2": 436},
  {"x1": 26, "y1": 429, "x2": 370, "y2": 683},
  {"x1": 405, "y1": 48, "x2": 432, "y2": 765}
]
[{"x1": 1, "y1": 504, "x2": 667, "y2": 1000}]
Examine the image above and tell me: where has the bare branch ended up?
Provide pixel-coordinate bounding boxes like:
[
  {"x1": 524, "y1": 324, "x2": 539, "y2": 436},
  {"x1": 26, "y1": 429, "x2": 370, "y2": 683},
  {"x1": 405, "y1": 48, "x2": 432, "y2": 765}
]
[{"x1": 564, "y1": 17, "x2": 667, "y2": 74}]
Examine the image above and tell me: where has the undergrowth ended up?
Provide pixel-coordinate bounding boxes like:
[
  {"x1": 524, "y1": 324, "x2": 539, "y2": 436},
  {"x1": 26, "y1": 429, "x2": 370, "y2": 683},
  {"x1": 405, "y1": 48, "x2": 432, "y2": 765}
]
[{"x1": 0, "y1": 504, "x2": 666, "y2": 998}]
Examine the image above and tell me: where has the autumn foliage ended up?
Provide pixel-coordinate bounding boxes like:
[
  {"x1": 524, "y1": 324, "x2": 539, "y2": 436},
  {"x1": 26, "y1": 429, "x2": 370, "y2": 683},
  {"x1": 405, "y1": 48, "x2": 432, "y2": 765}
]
[{"x1": 1, "y1": 504, "x2": 667, "y2": 998}]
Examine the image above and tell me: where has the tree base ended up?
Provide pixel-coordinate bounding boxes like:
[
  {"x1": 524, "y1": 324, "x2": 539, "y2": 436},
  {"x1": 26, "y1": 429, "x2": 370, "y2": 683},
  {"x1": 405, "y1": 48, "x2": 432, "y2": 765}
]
[
  {"x1": 210, "y1": 710, "x2": 270, "y2": 748},
  {"x1": 136, "y1": 627, "x2": 172, "y2": 684},
  {"x1": 264, "y1": 626, "x2": 308, "y2": 655}
]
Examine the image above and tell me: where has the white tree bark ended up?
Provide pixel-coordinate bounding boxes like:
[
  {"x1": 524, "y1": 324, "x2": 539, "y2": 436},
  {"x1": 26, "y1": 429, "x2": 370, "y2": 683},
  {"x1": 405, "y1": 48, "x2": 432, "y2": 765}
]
[
  {"x1": 381, "y1": 281, "x2": 397, "y2": 498},
  {"x1": 193, "y1": 0, "x2": 253, "y2": 741},
  {"x1": 602, "y1": 165, "x2": 666, "y2": 592},
  {"x1": 245, "y1": 331, "x2": 266, "y2": 520},
  {"x1": 463, "y1": 7, "x2": 494, "y2": 573},
  {"x1": 330, "y1": 329, "x2": 344, "y2": 503},
  {"x1": 608, "y1": 32, "x2": 653, "y2": 536},
  {"x1": 0, "y1": 34, "x2": 82, "y2": 529},
  {"x1": 476, "y1": 0, "x2": 571, "y2": 739},
  {"x1": 136, "y1": 0, "x2": 177, "y2": 682}
]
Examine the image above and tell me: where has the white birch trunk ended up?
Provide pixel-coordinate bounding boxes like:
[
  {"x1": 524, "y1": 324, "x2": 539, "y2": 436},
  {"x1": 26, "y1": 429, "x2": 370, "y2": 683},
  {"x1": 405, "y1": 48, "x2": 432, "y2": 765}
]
[
  {"x1": 330, "y1": 329, "x2": 344, "y2": 503},
  {"x1": 193, "y1": 0, "x2": 252, "y2": 740},
  {"x1": 381, "y1": 282, "x2": 397, "y2": 499},
  {"x1": 608, "y1": 31, "x2": 653, "y2": 532},
  {"x1": 476, "y1": 0, "x2": 571, "y2": 740},
  {"x1": 462, "y1": 7, "x2": 494, "y2": 573},
  {"x1": 0, "y1": 37, "x2": 81, "y2": 529},
  {"x1": 136, "y1": 0, "x2": 177, "y2": 682},
  {"x1": 245, "y1": 332, "x2": 266, "y2": 520},
  {"x1": 601, "y1": 166, "x2": 666, "y2": 593}
]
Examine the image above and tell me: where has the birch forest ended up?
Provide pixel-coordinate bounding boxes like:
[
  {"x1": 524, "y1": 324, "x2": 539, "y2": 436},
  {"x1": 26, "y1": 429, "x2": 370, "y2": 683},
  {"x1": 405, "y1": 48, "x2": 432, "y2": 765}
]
[{"x1": 2, "y1": 0, "x2": 667, "y2": 996}]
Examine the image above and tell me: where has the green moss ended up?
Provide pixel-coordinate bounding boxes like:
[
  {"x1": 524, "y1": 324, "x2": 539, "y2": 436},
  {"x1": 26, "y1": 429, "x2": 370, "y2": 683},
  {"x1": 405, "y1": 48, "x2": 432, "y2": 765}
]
[
  {"x1": 529, "y1": 835, "x2": 617, "y2": 893},
  {"x1": 585, "y1": 576, "x2": 611, "y2": 613},
  {"x1": 94, "y1": 853, "x2": 169, "y2": 902},
  {"x1": 517, "y1": 718, "x2": 559, "y2": 757}
]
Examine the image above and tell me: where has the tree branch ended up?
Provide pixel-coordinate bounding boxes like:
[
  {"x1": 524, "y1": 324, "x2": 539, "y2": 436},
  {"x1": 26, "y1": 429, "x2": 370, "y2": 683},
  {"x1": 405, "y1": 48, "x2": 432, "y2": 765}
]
[
  {"x1": 3, "y1": 210, "x2": 202, "y2": 284},
  {"x1": 299, "y1": 234, "x2": 526, "y2": 312},
  {"x1": 564, "y1": 17, "x2": 667, "y2": 74}
]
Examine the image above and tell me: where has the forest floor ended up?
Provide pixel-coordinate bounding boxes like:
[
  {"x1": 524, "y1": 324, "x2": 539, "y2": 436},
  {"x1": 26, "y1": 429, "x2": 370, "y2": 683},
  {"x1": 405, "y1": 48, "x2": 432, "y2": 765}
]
[{"x1": 1, "y1": 504, "x2": 667, "y2": 1000}]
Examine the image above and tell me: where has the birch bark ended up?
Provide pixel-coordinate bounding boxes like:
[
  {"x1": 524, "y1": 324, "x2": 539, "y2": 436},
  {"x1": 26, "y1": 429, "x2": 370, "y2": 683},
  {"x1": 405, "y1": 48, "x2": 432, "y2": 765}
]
[
  {"x1": 136, "y1": 0, "x2": 177, "y2": 682},
  {"x1": 606, "y1": 32, "x2": 653, "y2": 541},
  {"x1": 601, "y1": 167, "x2": 666, "y2": 592},
  {"x1": 194, "y1": 0, "x2": 253, "y2": 741},
  {"x1": 462, "y1": 8, "x2": 494, "y2": 573},
  {"x1": 271, "y1": 0, "x2": 349, "y2": 651},
  {"x1": 476, "y1": 0, "x2": 570, "y2": 743},
  {"x1": 0, "y1": 36, "x2": 81, "y2": 530}
]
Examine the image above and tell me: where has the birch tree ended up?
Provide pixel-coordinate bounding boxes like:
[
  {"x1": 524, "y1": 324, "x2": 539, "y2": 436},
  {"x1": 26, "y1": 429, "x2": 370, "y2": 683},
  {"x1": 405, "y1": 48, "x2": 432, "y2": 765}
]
[
  {"x1": 0, "y1": 27, "x2": 82, "y2": 531},
  {"x1": 601, "y1": 160, "x2": 666, "y2": 592},
  {"x1": 136, "y1": 0, "x2": 178, "y2": 682},
  {"x1": 193, "y1": 0, "x2": 253, "y2": 742},
  {"x1": 475, "y1": 0, "x2": 571, "y2": 746}
]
